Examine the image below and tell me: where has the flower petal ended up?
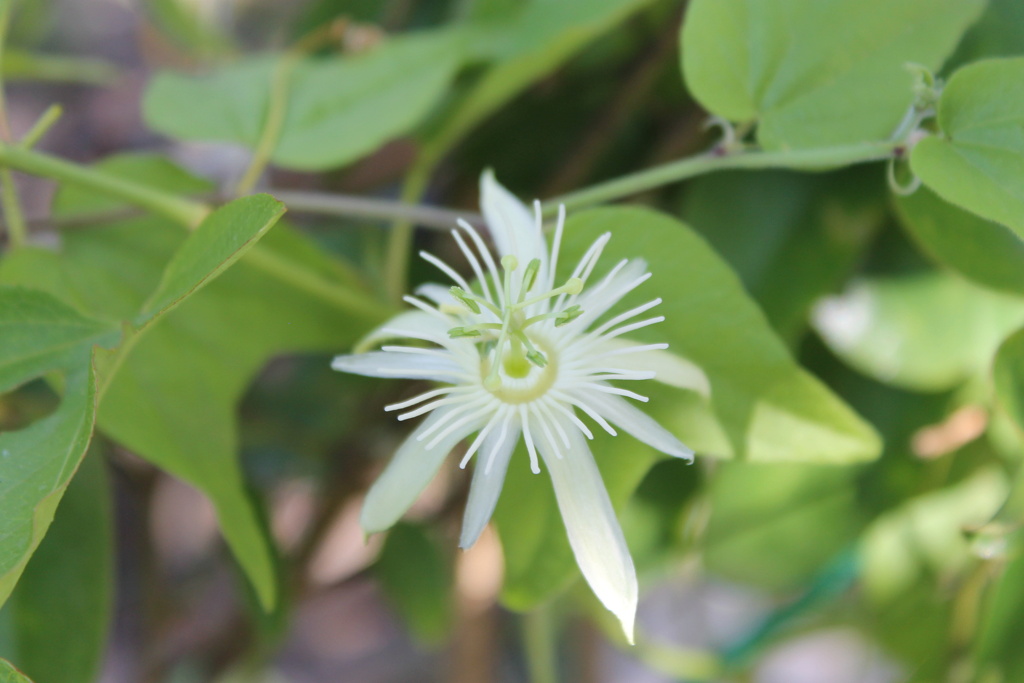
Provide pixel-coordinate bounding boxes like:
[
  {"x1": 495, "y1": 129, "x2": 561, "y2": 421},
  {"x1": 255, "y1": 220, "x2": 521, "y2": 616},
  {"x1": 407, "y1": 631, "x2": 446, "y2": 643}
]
[
  {"x1": 480, "y1": 170, "x2": 547, "y2": 274},
  {"x1": 361, "y1": 405, "x2": 482, "y2": 534},
  {"x1": 582, "y1": 390, "x2": 694, "y2": 460},
  {"x1": 354, "y1": 310, "x2": 452, "y2": 353},
  {"x1": 415, "y1": 283, "x2": 455, "y2": 307},
  {"x1": 459, "y1": 415, "x2": 521, "y2": 549},
  {"x1": 597, "y1": 339, "x2": 711, "y2": 396},
  {"x1": 534, "y1": 413, "x2": 638, "y2": 644},
  {"x1": 331, "y1": 351, "x2": 467, "y2": 383}
]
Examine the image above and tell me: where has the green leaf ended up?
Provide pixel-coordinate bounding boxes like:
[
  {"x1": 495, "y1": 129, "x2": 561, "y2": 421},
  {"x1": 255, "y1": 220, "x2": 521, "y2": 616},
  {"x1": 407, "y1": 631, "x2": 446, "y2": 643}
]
[
  {"x1": 0, "y1": 449, "x2": 113, "y2": 683},
  {"x1": 680, "y1": 168, "x2": 884, "y2": 341},
  {"x1": 813, "y1": 271, "x2": 1024, "y2": 392},
  {"x1": 143, "y1": 31, "x2": 462, "y2": 170},
  {"x1": 704, "y1": 463, "x2": 860, "y2": 590},
  {"x1": 4, "y1": 155, "x2": 382, "y2": 611},
  {"x1": 0, "y1": 287, "x2": 116, "y2": 607},
  {"x1": 994, "y1": 327, "x2": 1024, "y2": 433},
  {"x1": 137, "y1": 194, "x2": 285, "y2": 325},
  {"x1": 494, "y1": 206, "x2": 880, "y2": 610},
  {"x1": 375, "y1": 523, "x2": 453, "y2": 644},
  {"x1": 681, "y1": 0, "x2": 984, "y2": 149},
  {"x1": 912, "y1": 58, "x2": 1024, "y2": 240},
  {"x1": 860, "y1": 467, "x2": 1007, "y2": 603},
  {"x1": 896, "y1": 187, "x2": 1024, "y2": 296},
  {"x1": 564, "y1": 207, "x2": 881, "y2": 463},
  {"x1": 0, "y1": 660, "x2": 32, "y2": 683},
  {"x1": 0, "y1": 288, "x2": 118, "y2": 391}
]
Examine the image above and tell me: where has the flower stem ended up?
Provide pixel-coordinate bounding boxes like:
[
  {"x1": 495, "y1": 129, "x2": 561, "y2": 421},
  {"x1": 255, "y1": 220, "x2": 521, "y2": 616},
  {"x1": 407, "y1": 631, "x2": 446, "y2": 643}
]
[
  {"x1": 546, "y1": 140, "x2": 901, "y2": 215},
  {"x1": 0, "y1": 143, "x2": 210, "y2": 227},
  {"x1": 19, "y1": 103, "x2": 62, "y2": 149},
  {"x1": 384, "y1": 155, "x2": 432, "y2": 304},
  {"x1": 523, "y1": 607, "x2": 560, "y2": 683},
  {"x1": 272, "y1": 188, "x2": 481, "y2": 231},
  {"x1": 0, "y1": 0, "x2": 27, "y2": 248}
]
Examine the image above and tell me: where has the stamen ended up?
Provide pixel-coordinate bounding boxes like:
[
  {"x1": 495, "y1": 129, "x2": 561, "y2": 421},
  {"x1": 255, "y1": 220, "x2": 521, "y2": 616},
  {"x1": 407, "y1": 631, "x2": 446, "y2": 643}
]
[
  {"x1": 514, "y1": 277, "x2": 582, "y2": 310},
  {"x1": 448, "y1": 323, "x2": 501, "y2": 339},
  {"x1": 450, "y1": 286, "x2": 481, "y2": 314},
  {"x1": 520, "y1": 258, "x2": 542, "y2": 299},
  {"x1": 555, "y1": 305, "x2": 583, "y2": 327}
]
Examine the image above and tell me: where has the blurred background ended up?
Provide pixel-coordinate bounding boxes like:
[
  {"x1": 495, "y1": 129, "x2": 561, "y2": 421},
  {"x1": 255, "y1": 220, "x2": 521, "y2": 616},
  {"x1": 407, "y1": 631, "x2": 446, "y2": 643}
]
[{"x1": 1, "y1": 0, "x2": 1023, "y2": 682}]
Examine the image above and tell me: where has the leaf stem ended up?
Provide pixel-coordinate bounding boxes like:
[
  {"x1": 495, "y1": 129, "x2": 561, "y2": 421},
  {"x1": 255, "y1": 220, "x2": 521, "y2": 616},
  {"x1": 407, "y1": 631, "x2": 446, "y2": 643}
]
[
  {"x1": 546, "y1": 140, "x2": 901, "y2": 215},
  {"x1": 0, "y1": 143, "x2": 210, "y2": 227}
]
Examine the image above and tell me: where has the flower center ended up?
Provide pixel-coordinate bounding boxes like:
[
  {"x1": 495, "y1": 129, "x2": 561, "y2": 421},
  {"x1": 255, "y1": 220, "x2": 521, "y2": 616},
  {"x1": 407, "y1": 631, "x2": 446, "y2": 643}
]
[
  {"x1": 483, "y1": 333, "x2": 558, "y2": 404},
  {"x1": 447, "y1": 254, "x2": 583, "y2": 403}
]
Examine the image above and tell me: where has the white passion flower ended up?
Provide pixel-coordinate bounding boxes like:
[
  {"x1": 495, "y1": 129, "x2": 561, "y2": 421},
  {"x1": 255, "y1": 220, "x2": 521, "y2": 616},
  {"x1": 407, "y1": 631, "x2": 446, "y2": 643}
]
[{"x1": 332, "y1": 172, "x2": 698, "y2": 643}]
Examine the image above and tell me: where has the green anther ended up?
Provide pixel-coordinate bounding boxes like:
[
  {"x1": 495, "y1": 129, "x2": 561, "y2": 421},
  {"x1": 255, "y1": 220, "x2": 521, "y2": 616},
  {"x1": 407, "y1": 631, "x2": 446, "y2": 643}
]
[
  {"x1": 555, "y1": 305, "x2": 583, "y2": 327},
  {"x1": 502, "y1": 254, "x2": 519, "y2": 271},
  {"x1": 448, "y1": 326, "x2": 482, "y2": 338},
  {"x1": 450, "y1": 286, "x2": 481, "y2": 314},
  {"x1": 526, "y1": 349, "x2": 547, "y2": 368},
  {"x1": 521, "y1": 258, "x2": 542, "y2": 295}
]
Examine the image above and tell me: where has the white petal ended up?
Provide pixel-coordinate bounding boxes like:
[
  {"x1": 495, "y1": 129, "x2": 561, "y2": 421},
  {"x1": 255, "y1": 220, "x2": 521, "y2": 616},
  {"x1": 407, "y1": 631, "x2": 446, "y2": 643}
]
[
  {"x1": 480, "y1": 170, "x2": 547, "y2": 270},
  {"x1": 331, "y1": 351, "x2": 467, "y2": 383},
  {"x1": 415, "y1": 283, "x2": 456, "y2": 307},
  {"x1": 459, "y1": 416, "x2": 521, "y2": 549},
  {"x1": 534, "y1": 413, "x2": 638, "y2": 644},
  {"x1": 361, "y1": 405, "x2": 481, "y2": 534},
  {"x1": 595, "y1": 339, "x2": 711, "y2": 396},
  {"x1": 581, "y1": 390, "x2": 694, "y2": 461},
  {"x1": 353, "y1": 310, "x2": 452, "y2": 353}
]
